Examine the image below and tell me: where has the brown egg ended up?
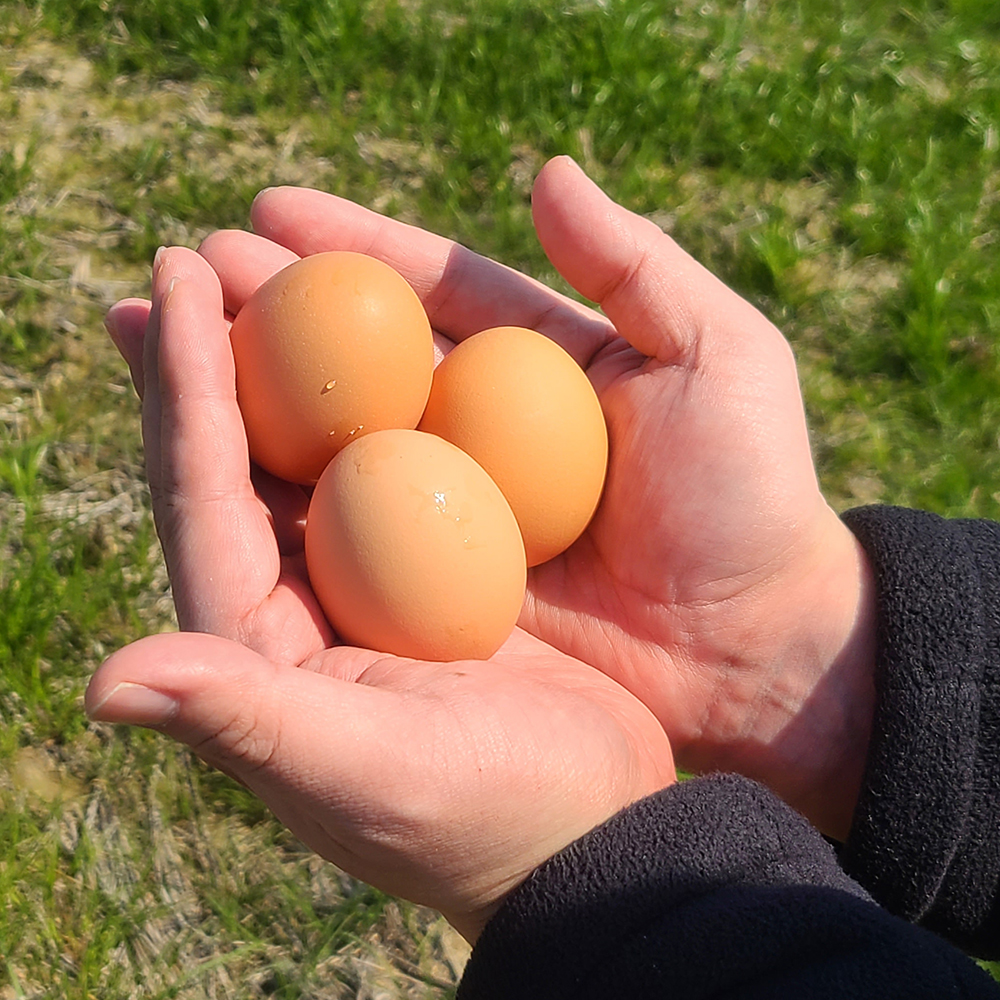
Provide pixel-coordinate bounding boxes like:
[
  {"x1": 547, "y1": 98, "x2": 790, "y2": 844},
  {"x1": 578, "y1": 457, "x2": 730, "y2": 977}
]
[
  {"x1": 229, "y1": 251, "x2": 434, "y2": 484},
  {"x1": 305, "y1": 429, "x2": 526, "y2": 661},
  {"x1": 418, "y1": 326, "x2": 608, "y2": 566}
]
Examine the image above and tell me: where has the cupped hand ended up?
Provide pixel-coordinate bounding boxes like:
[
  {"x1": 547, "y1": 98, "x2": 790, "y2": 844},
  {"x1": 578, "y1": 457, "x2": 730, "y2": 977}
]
[
  {"x1": 86, "y1": 626, "x2": 674, "y2": 943},
  {"x1": 95, "y1": 248, "x2": 675, "y2": 941},
  {"x1": 106, "y1": 159, "x2": 875, "y2": 838},
  {"x1": 106, "y1": 244, "x2": 334, "y2": 668}
]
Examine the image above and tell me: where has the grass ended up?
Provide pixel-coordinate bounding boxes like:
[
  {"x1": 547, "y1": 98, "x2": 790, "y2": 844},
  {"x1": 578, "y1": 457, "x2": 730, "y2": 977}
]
[{"x1": 1, "y1": 0, "x2": 1000, "y2": 994}]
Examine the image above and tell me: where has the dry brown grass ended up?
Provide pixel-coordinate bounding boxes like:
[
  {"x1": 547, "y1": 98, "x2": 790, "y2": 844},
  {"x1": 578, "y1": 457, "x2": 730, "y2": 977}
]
[{"x1": 2, "y1": 28, "x2": 467, "y2": 999}]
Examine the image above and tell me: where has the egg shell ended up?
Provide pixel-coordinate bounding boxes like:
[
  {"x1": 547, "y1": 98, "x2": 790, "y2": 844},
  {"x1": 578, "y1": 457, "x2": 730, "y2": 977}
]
[
  {"x1": 418, "y1": 326, "x2": 608, "y2": 566},
  {"x1": 229, "y1": 251, "x2": 434, "y2": 485},
  {"x1": 305, "y1": 428, "x2": 527, "y2": 661}
]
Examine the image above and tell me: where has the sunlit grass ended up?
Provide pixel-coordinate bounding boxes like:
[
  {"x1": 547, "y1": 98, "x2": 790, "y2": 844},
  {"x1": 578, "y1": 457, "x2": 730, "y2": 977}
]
[{"x1": 2, "y1": 0, "x2": 1000, "y2": 993}]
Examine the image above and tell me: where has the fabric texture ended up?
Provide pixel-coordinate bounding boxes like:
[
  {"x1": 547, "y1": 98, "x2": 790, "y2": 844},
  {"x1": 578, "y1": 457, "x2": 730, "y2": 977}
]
[
  {"x1": 458, "y1": 774, "x2": 996, "y2": 998},
  {"x1": 841, "y1": 506, "x2": 1000, "y2": 955},
  {"x1": 456, "y1": 505, "x2": 1000, "y2": 997}
]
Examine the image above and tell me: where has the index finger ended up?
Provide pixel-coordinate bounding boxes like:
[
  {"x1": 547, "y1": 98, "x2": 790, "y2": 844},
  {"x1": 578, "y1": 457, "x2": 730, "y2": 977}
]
[
  {"x1": 197, "y1": 229, "x2": 300, "y2": 316},
  {"x1": 249, "y1": 186, "x2": 616, "y2": 368}
]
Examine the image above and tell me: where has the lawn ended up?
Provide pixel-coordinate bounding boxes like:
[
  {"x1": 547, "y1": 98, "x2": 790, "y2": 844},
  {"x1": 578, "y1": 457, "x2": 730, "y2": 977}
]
[{"x1": 2, "y1": 0, "x2": 999, "y2": 995}]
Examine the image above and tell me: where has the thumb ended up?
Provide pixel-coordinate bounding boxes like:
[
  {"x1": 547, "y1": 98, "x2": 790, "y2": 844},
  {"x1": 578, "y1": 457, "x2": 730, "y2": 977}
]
[
  {"x1": 84, "y1": 633, "x2": 493, "y2": 929},
  {"x1": 85, "y1": 632, "x2": 393, "y2": 803},
  {"x1": 531, "y1": 156, "x2": 772, "y2": 365}
]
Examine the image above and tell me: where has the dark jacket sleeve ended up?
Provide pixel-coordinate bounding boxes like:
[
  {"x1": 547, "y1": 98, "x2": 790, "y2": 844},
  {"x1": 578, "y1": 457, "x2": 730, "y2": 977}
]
[
  {"x1": 457, "y1": 773, "x2": 997, "y2": 999},
  {"x1": 457, "y1": 504, "x2": 1000, "y2": 998},
  {"x1": 840, "y1": 505, "x2": 1000, "y2": 957}
]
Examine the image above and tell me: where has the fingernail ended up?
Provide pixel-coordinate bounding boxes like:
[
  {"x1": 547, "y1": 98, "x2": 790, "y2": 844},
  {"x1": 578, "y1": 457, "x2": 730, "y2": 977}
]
[
  {"x1": 152, "y1": 245, "x2": 167, "y2": 281},
  {"x1": 87, "y1": 682, "x2": 180, "y2": 727},
  {"x1": 103, "y1": 308, "x2": 120, "y2": 341},
  {"x1": 552, "y1": 153, "x2": 581, "y2": 171},
  {"x1": 162, "y1": 275, "x2": 181, "y2": 308}
]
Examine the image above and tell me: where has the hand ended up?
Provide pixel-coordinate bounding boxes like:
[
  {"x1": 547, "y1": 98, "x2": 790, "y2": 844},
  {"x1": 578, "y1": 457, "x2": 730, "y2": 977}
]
[
  {"x1": 92, "y1": 248, "x2": 675, "y2": 942},
  {"x1": 87, "y1": 628, "x2": 673, "y2": 944},
  {"x1": 106, "y1": 158, "x2": 875, "y2": 839}
]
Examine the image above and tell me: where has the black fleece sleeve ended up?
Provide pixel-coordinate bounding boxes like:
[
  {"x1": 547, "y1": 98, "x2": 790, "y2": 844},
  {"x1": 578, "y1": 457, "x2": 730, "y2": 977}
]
[
  {"x1": 840, "y1": 505, "x2": 1000, "y2": 957},
  {"x1": 457, "y1": 774, "x2": 997, "y2": 999}
]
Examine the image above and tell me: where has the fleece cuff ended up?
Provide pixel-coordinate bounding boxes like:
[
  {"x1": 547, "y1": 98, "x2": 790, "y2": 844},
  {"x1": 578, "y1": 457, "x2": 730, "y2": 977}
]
[
  {"x1": 457, "y1": 773, "x2": 871, "y2": 1000},
  {"x1": 842, "y1": 505, "x2": 1000, "y2": 955}
]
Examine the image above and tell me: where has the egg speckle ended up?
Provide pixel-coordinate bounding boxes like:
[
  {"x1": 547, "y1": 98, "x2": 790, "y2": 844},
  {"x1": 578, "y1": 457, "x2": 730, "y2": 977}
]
[
  {"x1": 229, "y1": 251, "x2": 434, "y2": 484},
  {"x1": 305, "y1": 429, "x2": 527, "y2": 661},
  {"x1": 418, "y1": 325, "x2": 608, "y2": 566}
]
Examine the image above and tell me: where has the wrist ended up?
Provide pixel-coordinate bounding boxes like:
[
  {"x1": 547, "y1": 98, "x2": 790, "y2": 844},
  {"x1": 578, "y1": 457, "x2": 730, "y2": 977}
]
[
  {"x1": 679, "y1": 509, "x2": 877, "y2": 840},
  {"x1": 458, "y1": 774, "x2": 873, "y2": 1000},
  {"x1": 764, "y1": 525, "x2": 876, "y2": 839}
]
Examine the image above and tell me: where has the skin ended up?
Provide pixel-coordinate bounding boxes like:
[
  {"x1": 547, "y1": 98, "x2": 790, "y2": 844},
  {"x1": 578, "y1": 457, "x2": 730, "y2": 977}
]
[
  {"x1": 90, "y1": 240, "x2": 674, "y2": 943},
  {"x1": 88, "y1": 631, "x2": 673, "y2": 943},
  {"x1": 91, "y1": 156, "x2": 877, "y2": 938}
]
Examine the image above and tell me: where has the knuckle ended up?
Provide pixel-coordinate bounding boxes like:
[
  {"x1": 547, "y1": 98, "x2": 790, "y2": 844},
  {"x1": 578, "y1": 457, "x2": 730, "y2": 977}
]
[{"x1": 194, "y1": 702, "x2": 282, "y2": 778}]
